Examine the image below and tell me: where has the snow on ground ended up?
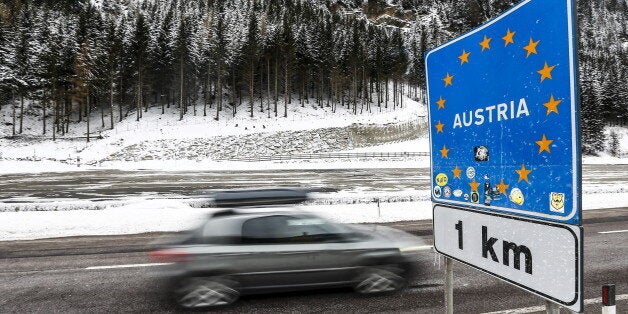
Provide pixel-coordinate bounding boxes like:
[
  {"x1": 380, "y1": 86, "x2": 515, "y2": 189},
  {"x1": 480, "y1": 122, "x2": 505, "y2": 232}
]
[{"x1": 1, "y1": 190, "x2": 625, "y2": 241}]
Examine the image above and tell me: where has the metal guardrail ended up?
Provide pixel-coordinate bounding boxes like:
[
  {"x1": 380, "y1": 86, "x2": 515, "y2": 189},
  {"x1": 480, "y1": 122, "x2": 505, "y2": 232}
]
[{"x1": 226, "y1": 151, "x2": 429, "y2": 162}]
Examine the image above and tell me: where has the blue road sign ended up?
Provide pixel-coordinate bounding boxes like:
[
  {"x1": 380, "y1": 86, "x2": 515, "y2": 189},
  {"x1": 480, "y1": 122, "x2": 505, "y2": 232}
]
[{"x1": 426, "y1": 0, "x2": 581, "y2": 225}]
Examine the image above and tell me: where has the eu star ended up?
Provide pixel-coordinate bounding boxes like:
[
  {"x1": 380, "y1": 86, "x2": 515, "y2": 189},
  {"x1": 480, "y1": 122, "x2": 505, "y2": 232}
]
[
  {"x1": 523, "y1": 38, "x2": 540, "y2": 57},
  {"x1": 479, "y1": 36, "x2": 492, "y2": 51},
  {"x1": 435, "y1": 121, "x2": 445, "y2": 133},
  {"x1": 452, "y1": 166, "x2": 462, "y2": 178},
  {"x1": 436, "y1": 97, "x2": 447, "y2": 109},
  {"x1": 496, "y1": 179, "x2": 509, "y2": 195},
  {"x1": 502, "y1": 29, "x2": 515, "y2": 46},
  {"x1": 515, "y1": 164, "x2": 532, "y2": 183},
  {"x1": 439, "y1": 145, "x2": 450, "y2": 158},
  {"x1": 458, "y1": 50, "x2": 470, "y2": 64},
  {"x1": 536, "y1": 134, "x2": 554, "y2": 153},
  {"x1": 543, "y1": 95, "x2": 562, "y2": 115},
  {"x1": 442, "y1": 73, "x2": 454, "y2": 86},
  {"x1": 537, "y1": 62, "x2": 556, "y2": 82},
  {"x1": 469, "y1": 179, "x2": 480, "y2": 192}
]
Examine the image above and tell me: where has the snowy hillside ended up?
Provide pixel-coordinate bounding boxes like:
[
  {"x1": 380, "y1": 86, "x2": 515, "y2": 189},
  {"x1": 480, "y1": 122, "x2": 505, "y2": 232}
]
[{"x1": 0, "y1": 95, "x2": 428, "y2": 170}]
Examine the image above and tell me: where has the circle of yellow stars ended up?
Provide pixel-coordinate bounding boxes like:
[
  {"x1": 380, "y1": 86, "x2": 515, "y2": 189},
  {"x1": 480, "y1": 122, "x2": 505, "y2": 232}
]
[{"x1": 432, "y1": 26, "x2": 570, "y2": 201}]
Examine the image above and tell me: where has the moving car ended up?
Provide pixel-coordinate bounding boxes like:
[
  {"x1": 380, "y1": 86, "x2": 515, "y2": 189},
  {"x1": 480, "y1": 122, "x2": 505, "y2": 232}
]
[{"x1": 150, "y1": 207, "x2": 427, "y2": 309}]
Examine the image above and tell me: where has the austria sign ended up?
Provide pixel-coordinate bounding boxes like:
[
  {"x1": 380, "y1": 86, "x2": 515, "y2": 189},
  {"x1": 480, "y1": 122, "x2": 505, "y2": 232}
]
[
  {"x1": 426, "y1": 0, "x2": 583, "y2": 311},
  {"x1": 425, "y1": 0, "x2": 582, "y2": 226}
]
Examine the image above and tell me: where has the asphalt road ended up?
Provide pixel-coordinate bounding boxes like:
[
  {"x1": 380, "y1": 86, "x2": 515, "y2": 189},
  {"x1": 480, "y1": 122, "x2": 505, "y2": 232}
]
[
  {"x1": 0, "y1": 208, "x2": 626, "y2": 313},
  {"x1": 0, "y1": 164, "x2": 625, "y2": 202}
]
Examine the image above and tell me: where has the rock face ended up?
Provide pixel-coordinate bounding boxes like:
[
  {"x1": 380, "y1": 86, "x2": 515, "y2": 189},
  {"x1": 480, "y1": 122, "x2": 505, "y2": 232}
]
[{"x1": 99, "y1": 121, "x2": 426, "y2": 163}]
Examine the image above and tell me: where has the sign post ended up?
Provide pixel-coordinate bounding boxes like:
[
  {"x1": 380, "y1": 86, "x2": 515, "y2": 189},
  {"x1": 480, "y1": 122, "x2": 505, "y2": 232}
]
[{"x1": 425, "y1": 0, "x2": 583, "y2": 312}]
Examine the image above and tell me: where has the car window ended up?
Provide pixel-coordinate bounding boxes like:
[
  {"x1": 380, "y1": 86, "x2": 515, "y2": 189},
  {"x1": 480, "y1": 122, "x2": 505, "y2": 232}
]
[
  {"x1": 198, "y1": 218, "x2": 241, "y2": 244},
  {"x1": 241, "y1": 215, "x2": 345, "y2": 244}
]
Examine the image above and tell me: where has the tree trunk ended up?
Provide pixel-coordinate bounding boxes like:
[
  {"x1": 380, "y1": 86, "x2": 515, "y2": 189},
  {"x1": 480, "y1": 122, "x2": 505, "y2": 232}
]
[
  {"x1": 110, "y1": 80, "x2": 115, "y2": 129},
  {"x1": 249, "y1": 63, "x2": 254, "y2": 118},
  {"x1": 259, "y1": 63, "x2": 264, "y2": 113},
  {"x1": 136, "y1": 76, "x2": 141, "y2": 122},
  {"x1": 274, "y1": 56, "x2": 278, "y2": 117},
  {"x1": 53, "y1": 99, "x2": 57, "y2": 141},
  {"x1": 179, "y1": 60, "x2": 184, "y2": 121},
  {"x1": 61, "y1": 95, "x2": 66, "y2": 135},
  {"x1": 63, "y1": 95, "x2": 72, "y2": 135},
  {"x1": 161, "y1": 93, "x2": 165, "y2": 115},
  {"x1": 119, "y1": 78, "x2": 124, "y2": 122},
  {"x1": 284, "y1": 60, "x2": 288, "y2": 118},
  {"x1": 101, "y1": 96, "x2": 105, "y2": 128},
  {"x1": 12, "y1": 93, "x2": 16, "y2": 136},
  {"x1": 19, "y1": 95, "x2": 24, "y2": 134},
  {"x1": 204, "y1": 70, "x2": 209, "y2": 116},
  {"x1": 385, "y1": 78, "x2": 389, "y2": 108},
  {"x1": 216, "y1": 66, "x2": 222, "y2": 121},
  {"x1": 267, "y1": 57, "x2": 271, "y2": 118},
  {"x1": 232, "y1": 71, "x2": 237, "y2": 117},
  {"x1": 42, "y1": 97, "x2": 47, "y2": 135},
  {"x1": 86, "y1": 91, "x2": 90, "y2": 143}
]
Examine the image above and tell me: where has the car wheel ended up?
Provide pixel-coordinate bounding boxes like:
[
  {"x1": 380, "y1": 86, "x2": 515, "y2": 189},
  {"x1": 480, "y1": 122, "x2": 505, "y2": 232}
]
[
  {"x1": 354, "y1": 267, "x2": 405, "y2": 294},
  {"x1": 174, "y1": 276, "x2": 239, "y2": 309}
]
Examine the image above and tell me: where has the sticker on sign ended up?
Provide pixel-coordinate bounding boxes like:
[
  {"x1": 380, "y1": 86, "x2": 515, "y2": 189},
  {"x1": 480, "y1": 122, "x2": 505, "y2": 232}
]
[{"x1": 433, "y1": 204, "x2": 583, "y2": 312}]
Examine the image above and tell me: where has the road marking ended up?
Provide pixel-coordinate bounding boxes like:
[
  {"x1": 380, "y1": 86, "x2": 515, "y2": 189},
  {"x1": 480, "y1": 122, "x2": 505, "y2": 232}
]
[
  {"x1": 85, "y1": 263, "x2": 172, "y2": 270},
  {"x1": 482, "y1": 294, "x2": 628, "y2": 313},
  {"x1": 598, "y1": 229, "x2": 628, "y2": 234}
]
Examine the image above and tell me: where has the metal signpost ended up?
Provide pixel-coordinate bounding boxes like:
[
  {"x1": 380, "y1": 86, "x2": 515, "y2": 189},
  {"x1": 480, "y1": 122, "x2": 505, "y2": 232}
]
[{"x1": 425, "y1": 0, "x2": 583, "y2": 312}]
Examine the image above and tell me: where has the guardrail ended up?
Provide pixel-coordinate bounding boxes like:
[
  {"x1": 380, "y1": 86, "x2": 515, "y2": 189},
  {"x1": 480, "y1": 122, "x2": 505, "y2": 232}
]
[{"x1": 226, "y1": 151, "x2": 429, "y2": 162}]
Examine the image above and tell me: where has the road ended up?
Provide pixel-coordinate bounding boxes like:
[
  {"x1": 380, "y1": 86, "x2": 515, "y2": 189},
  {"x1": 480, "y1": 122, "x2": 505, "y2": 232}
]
[
  {"x1": 0, "y1": 164, "x2": 625, "y2": 202},
  {"x1": 1, "y1": 208, "x2": 626, "y2": 313}
]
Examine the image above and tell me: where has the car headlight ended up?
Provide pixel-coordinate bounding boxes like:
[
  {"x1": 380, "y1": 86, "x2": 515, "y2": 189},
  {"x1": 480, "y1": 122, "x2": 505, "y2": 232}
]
[{"x1": 399, "y1": 245, "x2": 433, "y2": 253}]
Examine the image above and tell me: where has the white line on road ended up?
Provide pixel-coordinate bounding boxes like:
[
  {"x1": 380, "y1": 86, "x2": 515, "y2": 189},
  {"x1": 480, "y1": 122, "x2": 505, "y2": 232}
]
[
  {"x1": 85, "y1": 263, "x2": 172, "y2": 270},
  {"x1": 598, "y1": 229, "x2": 628, "y2": 234},
  {"x1": 482, "y1": 294, "x2": 628, "y2": 314}
]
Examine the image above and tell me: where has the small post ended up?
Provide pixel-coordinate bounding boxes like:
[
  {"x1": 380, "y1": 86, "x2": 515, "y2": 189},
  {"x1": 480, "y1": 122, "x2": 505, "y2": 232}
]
[
  {"x1": 545, "y1": 300, "x2": 560, "y2": 314},
  {"x1": 445, "y1": 257, "x2": 453, "y2": 314},
  {"x1": 602, "y1": 284, "x2": 616, "y2": 314}
]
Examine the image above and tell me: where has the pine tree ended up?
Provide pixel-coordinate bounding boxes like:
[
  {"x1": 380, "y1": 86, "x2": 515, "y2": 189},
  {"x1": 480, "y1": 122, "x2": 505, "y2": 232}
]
[
  {"x1": 173, "y1": 12, "x2": 195, "y2": 120},
  {"x1": 14, "y1": 4, "x2": 36, "y2": 134},
  {"x1": 210, "y1": 9, "x2": 228, "y2": 121},
  {"x1": 0, "y1": 14, "x2": 17, "y2": 111},
  {"x1": 580, "y1": 81, "x2": 605, "y2": 155},
  {"x1": 242, "y1": 10, "x2": 260, "y2": 118},
  {"x1": 130, "y1": 12, "x2": 150, "y2": 121},
  {"x1": 608, "y1": 130, "x2": 620, "y2": 157},
  {"x1": 281, "y1": 11, "x2": 295, "y2": 118},
  {"x1": 103, "y1": 20, "x2": 122, "y2": 129}
]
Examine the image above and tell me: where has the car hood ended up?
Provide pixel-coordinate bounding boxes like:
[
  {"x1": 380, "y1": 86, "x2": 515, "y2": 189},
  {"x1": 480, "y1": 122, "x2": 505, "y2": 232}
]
[{"x1": 347, "y1": 224, "x2": 429, "y2": 249}]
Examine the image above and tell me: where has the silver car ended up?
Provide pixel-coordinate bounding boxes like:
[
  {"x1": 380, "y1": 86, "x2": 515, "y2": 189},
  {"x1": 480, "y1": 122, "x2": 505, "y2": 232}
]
[{"x1": 150, "y1": 208, "x2": 428, "y2": 309}]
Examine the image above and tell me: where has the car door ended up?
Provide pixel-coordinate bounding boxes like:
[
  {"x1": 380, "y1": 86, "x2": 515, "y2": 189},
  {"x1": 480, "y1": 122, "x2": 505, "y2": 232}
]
[{"x1": 234, "y1": 215, "x2": 327, "y2": 290}]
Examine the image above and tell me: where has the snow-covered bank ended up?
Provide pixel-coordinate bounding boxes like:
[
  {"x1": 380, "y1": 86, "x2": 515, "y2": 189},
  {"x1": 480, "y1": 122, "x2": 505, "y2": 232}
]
[
  {"x1": 0, "y1": 96, "x2": 427, "y2": 165},
  {"x1": 0, "y1": 199, "x2": 432, "y2": 241},
  {"x1": 1, "y1": 191, "x2": 625, "y2": 241}
]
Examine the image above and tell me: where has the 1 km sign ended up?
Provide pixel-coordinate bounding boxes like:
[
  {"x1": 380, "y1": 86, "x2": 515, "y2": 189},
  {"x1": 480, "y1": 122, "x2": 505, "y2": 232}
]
[{"x1": 433, "y1": 205, "x2": 583, "y2": 312}]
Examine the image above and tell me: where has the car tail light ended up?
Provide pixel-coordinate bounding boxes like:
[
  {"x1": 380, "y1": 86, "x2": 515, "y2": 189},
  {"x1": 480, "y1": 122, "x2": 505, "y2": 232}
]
[{"x1": 148, "y1": 249, "x2": 191, "y2": 263}]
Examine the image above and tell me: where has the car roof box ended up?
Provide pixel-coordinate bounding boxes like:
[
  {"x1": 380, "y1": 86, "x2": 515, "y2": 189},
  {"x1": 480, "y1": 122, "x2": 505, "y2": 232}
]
[{"x1": 212, "y1": 188, "x2": 309, "y2": 207}]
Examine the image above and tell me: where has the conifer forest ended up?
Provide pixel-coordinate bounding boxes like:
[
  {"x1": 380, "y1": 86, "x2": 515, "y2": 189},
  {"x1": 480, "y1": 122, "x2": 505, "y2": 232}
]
[{"x1": 0, "y1": 0, "x2": 626, "y2": 153}]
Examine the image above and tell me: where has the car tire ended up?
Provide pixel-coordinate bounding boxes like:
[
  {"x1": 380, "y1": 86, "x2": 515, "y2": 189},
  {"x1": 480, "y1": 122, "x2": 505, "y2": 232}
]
[
  {"x1": 354, "y1": 267, "x2": 406, "y2": 294},
  {"x1": 174, "y1": 276, "x2": 239, "y2": 309}
]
